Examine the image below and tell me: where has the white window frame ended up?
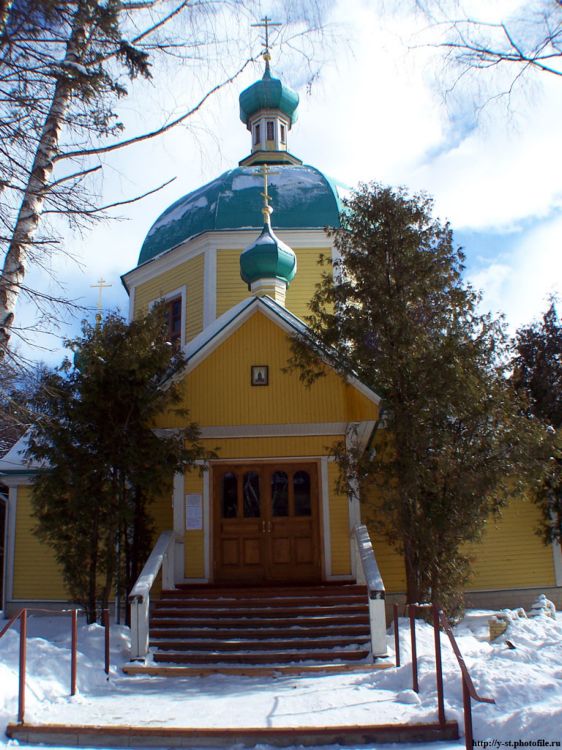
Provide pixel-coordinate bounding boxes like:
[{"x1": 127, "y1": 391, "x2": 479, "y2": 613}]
[{"x1": 149, "y1": 285, "x2": 187, "y2": 347}]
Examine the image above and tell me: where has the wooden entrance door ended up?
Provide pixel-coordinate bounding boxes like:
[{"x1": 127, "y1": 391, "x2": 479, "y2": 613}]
[{"x1": 213, "y1": 463, "x2": 321, "y2": 583}]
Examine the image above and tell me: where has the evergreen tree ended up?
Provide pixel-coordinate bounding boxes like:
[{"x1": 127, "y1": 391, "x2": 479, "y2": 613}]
[
  {"x1": 27, "y1": 307, "x2": 211, "y2": 622},
  {"x1": 513, "y1": 300, "x2": 562, "y2": 544},
  {"x1": 289, "y1": 182, "x2": 536, "y2": 613}
]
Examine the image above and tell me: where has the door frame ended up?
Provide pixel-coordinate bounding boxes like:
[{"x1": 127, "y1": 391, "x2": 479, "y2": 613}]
[{"x1": 211, "y1": 459, "x2": 325, "y2": 584}]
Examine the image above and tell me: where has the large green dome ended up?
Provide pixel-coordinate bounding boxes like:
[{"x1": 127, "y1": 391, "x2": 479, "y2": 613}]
[
  {"x1": 138, "y1": 165, "x2": 343, "y2": 266},
  {"x1": 239, "y1": 65, "x2": 299, "y2": 126}
]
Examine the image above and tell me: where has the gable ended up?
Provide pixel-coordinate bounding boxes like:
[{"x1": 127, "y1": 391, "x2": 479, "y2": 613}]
[{"x1": 158, "y1": 307, "x2": 379, "y2": 429}]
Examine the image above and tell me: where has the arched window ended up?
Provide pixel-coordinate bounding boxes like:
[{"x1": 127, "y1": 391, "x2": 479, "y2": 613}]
[
  {"x1": 271, "y1": 471, "x2": 288, "y2": 516},
  {"x1": 222, "y1": 472, "x2": 237, "y2": 518},
  {"x1": 293, "y1": 470, "x2": 311, "y2": 516},
  {"x1": 243, "y1": 471, "x2": 260, "y2": 518}
]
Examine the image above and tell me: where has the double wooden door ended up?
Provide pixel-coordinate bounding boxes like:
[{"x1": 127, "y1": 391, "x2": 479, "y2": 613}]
[{"x1": 213, "y1": 463, "x2": 321, "y2": 583}]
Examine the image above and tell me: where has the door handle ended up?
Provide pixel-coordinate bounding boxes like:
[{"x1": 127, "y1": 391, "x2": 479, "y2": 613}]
[
  {"x1": 262, "y1": 520, "x2": 266, "y2": 533},
  {"x1": 267, "y1": 521, "x2": 272, "y2": 533}
]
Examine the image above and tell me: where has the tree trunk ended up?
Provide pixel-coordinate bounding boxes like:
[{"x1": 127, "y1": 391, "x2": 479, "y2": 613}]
[
  {"x1": 87, "y1": 513, "x2": 99, "y2": 625},
  {"x1": 403, "y1": 536, "x2": 422, "y2": 606},
  {"x1": 0, "y1": 2, "x2": 89, "y2": 359}
]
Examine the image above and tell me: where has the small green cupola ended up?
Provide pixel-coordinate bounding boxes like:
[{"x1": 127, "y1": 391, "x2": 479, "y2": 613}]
[
  {"x1": 240, "y1": 165, "x2": 297, "y2": 306},
  {"x1": 239, "y1": 53, "x2": 302, "y2": 167}
]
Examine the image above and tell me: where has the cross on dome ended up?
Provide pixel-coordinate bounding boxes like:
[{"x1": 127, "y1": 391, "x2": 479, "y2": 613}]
[
  {"x1": 251, "y1": 16, "x2": 282, "y2": 64},
  {"x1": 258, "y1": 163, "x2": 278, "y2": 223}
]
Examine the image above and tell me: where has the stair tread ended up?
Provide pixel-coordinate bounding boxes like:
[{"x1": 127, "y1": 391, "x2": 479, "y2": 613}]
[{"x1": 149, "y1": 584, "x2": 372, "y2": 668}]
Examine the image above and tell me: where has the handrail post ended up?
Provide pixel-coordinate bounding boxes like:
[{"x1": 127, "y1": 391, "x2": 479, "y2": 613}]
[
  {"x1": 462, "y1": 675, "x2": 474, "y2": 750},
  {"x1": 393, "y1": 604, "x2": 400, "y2": 667},
  {"x1": 432, "y1": 604, "x2": 446, "y2": 727},
  {"x1": 409, "y1": 605, "x2": 419, "y2": 693},
  {"x1": 104, "y1": 608, "x2": 110, "y2": 676},
  {"x1": 70, "y1": 610, "x2": 78, "y2": 696},
  {"x1": 18, "y1": 609, "x2": 26, "y2": 724}
]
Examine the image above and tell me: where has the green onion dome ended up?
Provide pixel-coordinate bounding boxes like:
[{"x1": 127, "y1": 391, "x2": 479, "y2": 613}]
[
  {"x1": 137, "y1": 165, "x2": 343, "y2": 266},
  {"x1": 240, "y1": 221, "x2": 297, "y2": 287},
  {"x1": 239, "y1": 64, "x2": 299, "y2": 126}
]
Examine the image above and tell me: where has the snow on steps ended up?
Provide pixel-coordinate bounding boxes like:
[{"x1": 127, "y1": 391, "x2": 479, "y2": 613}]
[
  {"x1": 145, "y1": 584, "x2": 374, "y2": 668},
  {"x1": 7, "y1": 721, "x2": 460, "y2": 747}
]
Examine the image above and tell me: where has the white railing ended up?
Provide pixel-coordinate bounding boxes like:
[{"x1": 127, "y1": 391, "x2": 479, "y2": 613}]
[
  {"x1": 128, "y1": 530, "x2": 177, "y2": 660},
  {"x1": 352, "y1": 524, "x2": 388, "y2": 658}
]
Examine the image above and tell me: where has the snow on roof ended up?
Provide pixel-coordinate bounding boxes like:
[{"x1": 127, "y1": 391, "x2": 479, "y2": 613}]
[{"x1": 0, "y1": 431, "x2": 42, "y2": 474}]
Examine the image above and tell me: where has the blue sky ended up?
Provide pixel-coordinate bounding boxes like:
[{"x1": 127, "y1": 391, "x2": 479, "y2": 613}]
[{"x1": 15, "y1": 0, "x2": 561, "y2": 364}]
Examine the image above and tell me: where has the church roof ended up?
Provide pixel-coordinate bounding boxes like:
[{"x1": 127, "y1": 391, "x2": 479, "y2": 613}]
[{"x1": 137, "y1": 164, "x2": 343, "y2": 266}]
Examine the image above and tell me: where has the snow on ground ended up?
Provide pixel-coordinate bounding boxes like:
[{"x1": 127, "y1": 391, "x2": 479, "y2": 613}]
[{"x1": 0, "y1": 607, "x2": 561, "y2": 750}]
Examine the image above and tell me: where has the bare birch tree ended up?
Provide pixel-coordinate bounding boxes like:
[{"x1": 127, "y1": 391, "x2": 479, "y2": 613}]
[
  {"x1": 414, "y1": 1, "x2": 562, "y2": 99},
  {"x1": 0, "y1": 0, "x2": 327, "y2": 361}
]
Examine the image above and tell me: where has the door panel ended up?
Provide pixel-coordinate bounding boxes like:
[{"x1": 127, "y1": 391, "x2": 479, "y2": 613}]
[{"x1": 213, "y1": 463, "x2": 321, "y2": 583}]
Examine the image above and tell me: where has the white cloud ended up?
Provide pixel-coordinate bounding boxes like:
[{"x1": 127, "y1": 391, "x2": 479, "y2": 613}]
[{"x1": 469, "y1": 214, "x2": 562, "y2": 331}]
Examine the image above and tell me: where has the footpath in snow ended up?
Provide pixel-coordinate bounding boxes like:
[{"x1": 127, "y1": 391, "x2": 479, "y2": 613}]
[{"x1": 0, "y1": 608, "x2": 561, "y2": 750}]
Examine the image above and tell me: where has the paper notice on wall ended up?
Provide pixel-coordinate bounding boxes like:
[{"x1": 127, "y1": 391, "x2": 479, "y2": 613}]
[{"x1": 185, "y1": 494, "x2": 203, "y2": 530}]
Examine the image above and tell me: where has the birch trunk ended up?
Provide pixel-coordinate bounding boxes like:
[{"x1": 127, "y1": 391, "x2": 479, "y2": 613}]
[{"x1": 0, "y1": 2, "x2": 88, "y2": 359}]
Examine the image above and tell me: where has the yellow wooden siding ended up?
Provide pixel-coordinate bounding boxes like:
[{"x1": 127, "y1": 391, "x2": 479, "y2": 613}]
[
  {"x1": 133, "y1": 253, "x2": 204, "y2": 342},
  {"x1": 328, "y1": 461, "x2": 351, "y2": 575},
  {"x1": 160, "y1": 310, "x2": 378, "y2": 428},
  {"x1": 13, "y1": 486, "x2": 69, "y2": 600},
  {"x1": 184, "y1": 469, "x2": 205, "y2": 578},
  {"x1": 149, "y1": 486, "x2": 174, "y2": 537},
  {"x1": 465, "y1": 497, "x2": 555, "y2": 590},
  {"x1": 216, "y1": 248, "x2": 329, "y2": 321},
  {"x1": 362, "y1": 489, "x2": 555, "y2": 594}
]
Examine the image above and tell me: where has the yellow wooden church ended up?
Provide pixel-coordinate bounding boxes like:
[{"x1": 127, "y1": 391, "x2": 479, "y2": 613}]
[{"x1": 1, "y1": 53, "x2": 560, "y2": 659}]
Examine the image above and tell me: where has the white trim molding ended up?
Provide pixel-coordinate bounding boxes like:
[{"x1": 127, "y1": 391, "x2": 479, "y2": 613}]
[
  {"x1": 203, "y1": 469, "x2": 211, "y2": 582},
  {"x1": 203, "y1": 246, "x2": 217, "y2": 328},
  {"x1": 320, "y1": 457, "x2": 332, "y2": 580},
  {"x1": 172, "y1": 473, "x2": 184, "y2": 584},
  {"x1": 553, "y1": 538, "x2": 562, "y2": 587}
]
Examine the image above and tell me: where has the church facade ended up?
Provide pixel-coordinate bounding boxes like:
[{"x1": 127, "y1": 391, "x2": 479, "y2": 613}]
[{"x1": 1, "y1": 56, "x2": 561, "y2": 615}]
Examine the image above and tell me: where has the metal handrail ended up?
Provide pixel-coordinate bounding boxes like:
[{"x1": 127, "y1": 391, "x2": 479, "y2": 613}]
[
  {"x1": 439, "y1": 611, "x2": 495, "y2": 704},
  {"x1": 396, "y1": 603, "x2": 494, "y2": 750},
  {"x1": 0, "y1": 607, "x2": 110, "y2": 724}
]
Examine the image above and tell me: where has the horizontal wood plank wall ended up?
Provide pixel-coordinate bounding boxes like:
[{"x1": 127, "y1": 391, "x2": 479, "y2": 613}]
[
  {"x1": 216, "y1": 247, "x2": 328, "y2": 320},
  {"x1": 328, "y1": 461, "x2": 351, "y2": 576},
  {"x1": 362, "y1": 491, "x2": 555, "y2": 594},
  {"x1": 13, "y1": 485, "x2": 173, "y2": 602},
  {"x1": 164, "y1": 310, "x2": 378, "y2": 428},
  {"x1": 13, "y1": 486, "x2": 69, "y2": 600},
  {"x1": 464, "y1": 496, "x2": 555, "y2": 590},
  {"x1": 184, "y1": 469, "x2": 205, "y2": 578},
  {"x1": 133, "y1": 253, "x2": 204, "y2": 342}
]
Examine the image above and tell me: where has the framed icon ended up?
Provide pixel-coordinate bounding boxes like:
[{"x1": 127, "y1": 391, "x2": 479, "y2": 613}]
[{"x1": 251, "y1": 365, "x2": 269, "y2": 386}]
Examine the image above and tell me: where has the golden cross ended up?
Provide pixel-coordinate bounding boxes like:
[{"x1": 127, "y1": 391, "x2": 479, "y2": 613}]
[
  {"x1": 90, "y1": 277, "x2": 112, "y2": 311},
  {"x1": 258, "y1": 164, "x2": 279, "y2": 223},
  {"x1": 251, "y1": 16, "x2": 281, "y2": 56}
]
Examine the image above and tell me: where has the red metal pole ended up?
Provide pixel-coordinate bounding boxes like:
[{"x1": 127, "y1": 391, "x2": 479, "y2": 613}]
[
  {"x1": 103, "y1": 608, "x2": 110, "y2": 676},
  {"x1": 71, "y1": 609, "x2": 78, "y2": 696},
  {"x1": 463, "y1": 675, "x2": 473, "y2": 750},
  {"x1": 432, "y1": 604, "x2": 446, "y2": 727},
  {"x1": 409, "y1": 605, "x2": 419, "y2": 693},
  {"x1": 393, "y1": 604, "x2": 400, "y2": 667},
  {"x1": 18, "y1": 609, "x2": 27, "y2": 724}
]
